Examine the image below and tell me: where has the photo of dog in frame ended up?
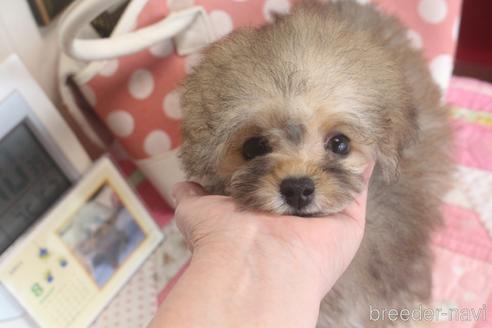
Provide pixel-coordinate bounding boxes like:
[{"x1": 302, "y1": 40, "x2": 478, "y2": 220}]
[{"x1": 179, "y1": 0, "x2": 452, "y2": 326}]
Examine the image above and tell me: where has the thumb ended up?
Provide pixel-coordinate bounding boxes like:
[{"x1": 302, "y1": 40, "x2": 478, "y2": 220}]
[{"x1": 172, "y1": 182, "x2": 207, "y2": 207}]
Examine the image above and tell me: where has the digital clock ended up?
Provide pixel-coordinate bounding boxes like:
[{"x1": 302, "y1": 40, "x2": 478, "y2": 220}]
[
  {"x1": 0, "y1": 93, "x2": 74, "y2": 254},
  {"x1": 0, "y1": 120, "x2": 71, "y2": 253}
]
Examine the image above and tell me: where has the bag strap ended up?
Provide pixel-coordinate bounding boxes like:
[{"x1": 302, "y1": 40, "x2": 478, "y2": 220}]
[{"x1": 59, "y1": 0, "x2": 203, "y2": 61}]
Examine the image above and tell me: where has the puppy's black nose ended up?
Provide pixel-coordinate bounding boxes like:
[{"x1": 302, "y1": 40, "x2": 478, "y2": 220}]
[{"x1": 280, "y1": 177, "x2": 315, "y2": 210}]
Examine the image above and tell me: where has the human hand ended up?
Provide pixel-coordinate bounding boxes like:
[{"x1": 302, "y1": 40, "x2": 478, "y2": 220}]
[
  {"x1": 150, "y1": 163, "x2": 374, "y2": 328},
  {"x1": 172, "y1": 162, "x2": 374, "y2": 299}
]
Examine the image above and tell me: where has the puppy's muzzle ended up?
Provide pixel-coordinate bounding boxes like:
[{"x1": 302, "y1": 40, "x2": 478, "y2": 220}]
[{"x1": 279, "y1": 176, "x2": 315, "y2": 210}]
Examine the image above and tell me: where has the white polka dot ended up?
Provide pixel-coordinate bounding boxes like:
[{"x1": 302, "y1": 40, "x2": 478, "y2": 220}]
[
  {"x1": 99, "y1": 59, "x2": 119, "y2": 77},
  {"x1": 209, "y1": 10, "x2": 233, "y2": 39},
  {"x1": 81, "y1": 84, "x2": 96, "y2": 106},
  {"x1": 430, "y1": 54, "x2": 453, "y2": 90},
  {"x1": 128, "y1": 69, "x2": 154, "y2": 99},
  {"x1": 263, "y1": 0, "x2": 291, "y2": 22},
  {"x1": 418, "y1": 0, "x2": 448, "y2": 24},
  {"x1": 144, "y1": 130, "x2": 172, "y2": 156},
  {"x1": 406, "y1": 30, "x2": 423, "y2": 49},
  {"x1": 452, "y1": 19, "x2": 460, "y2": 41},
  {"x1": 106, "y1": 111, "x2": 135, "y2": 137},
  {"x1": 163, "y1": 89, "x2": 182, "y2": 120},
  {"x1": 185, "y1": 53, "x2": 203, "y2": 74},
  {"x1": 149, "y1": 40, "x2": 174, "y2": 58},
  {"x1": 463, "y1": 292, "x2": 476, "y2": 302}
]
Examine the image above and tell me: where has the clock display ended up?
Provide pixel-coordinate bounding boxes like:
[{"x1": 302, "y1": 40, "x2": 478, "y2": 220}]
[{"x1": 0, "y1": 122, "x2": 71, "y2": 253}]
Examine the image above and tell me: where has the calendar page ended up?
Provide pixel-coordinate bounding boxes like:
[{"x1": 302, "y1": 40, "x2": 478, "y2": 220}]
[{"x1": 0, "y1": 157, "x2": 163, "y2": 328}]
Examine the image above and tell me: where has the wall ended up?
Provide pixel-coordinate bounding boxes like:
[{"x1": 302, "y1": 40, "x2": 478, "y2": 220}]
[
  {"x1": 0, "y1": 0, "x2": 104, "y2": 158},
  {"x1": 453, "y1": 0, "x2": 492, "y2": 82},
  {"x1": 0, "y1": 0, "x2": 61, "y2": 104}
]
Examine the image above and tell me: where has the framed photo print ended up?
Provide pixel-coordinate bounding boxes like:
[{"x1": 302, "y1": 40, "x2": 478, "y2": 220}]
[{"x1": 0, "y1": 156, "x2": 163, "y2": 328}]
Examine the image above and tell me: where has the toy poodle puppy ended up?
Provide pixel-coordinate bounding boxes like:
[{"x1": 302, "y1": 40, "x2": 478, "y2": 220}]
[{"x1": 179, "y1": 1, "x2": 452, "y2": 326}]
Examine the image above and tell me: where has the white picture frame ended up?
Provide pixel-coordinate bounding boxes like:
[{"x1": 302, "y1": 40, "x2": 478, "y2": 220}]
[
  {"x1": 0, "y1": 54, "x2": 92, "y2": 326},
  {"x1": 0, "y1": 54, "x2": 91, "y2": 176}
]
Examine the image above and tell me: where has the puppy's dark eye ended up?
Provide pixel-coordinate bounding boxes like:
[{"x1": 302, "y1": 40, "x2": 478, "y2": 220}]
[
  {"x1": 326, "y1": 134, "x2": 351, "y2": 155},
  {"x1": 242, "y1": 136, "x2": 272, "y2": 160}
]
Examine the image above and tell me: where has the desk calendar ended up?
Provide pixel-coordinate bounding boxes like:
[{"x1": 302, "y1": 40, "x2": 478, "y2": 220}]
[{"x1": 0, "y1": 157, "x2": 163, "y2": 327}]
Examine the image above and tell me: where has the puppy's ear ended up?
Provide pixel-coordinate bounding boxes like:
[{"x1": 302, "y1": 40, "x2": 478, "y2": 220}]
[{"x1": 376, "y1": 103, "x2": 419, "y2": 183}]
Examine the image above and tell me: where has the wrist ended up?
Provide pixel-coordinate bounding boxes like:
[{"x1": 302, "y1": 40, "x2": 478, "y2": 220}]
[
  {"x1": 189, "y1": 223, "x2": 328, "y2": 320},
  {"x1": 193, "y1": 219, "x2": 326, "y2": 294}
]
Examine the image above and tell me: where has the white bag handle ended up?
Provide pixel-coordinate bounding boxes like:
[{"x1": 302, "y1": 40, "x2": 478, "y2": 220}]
[{"x1": 59, "y1": 0, "x2": 203, "y2": 61}]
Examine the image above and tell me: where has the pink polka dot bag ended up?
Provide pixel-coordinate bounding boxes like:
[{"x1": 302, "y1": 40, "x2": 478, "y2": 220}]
[{"x1": 58, "y1": 0, "x2": 462, "y2": 205}]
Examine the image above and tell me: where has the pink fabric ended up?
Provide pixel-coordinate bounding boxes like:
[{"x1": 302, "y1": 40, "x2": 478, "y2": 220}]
[
  {"x1": 436, "y1": 204, "x2": 492, "y2": 263},
  {"x1": 80, "y1": 0, "x2": 463, "y2": 160},
  {"x1": 452, "y1": 120, "x2": 492, "y2": 171},
  {"x1": 447, "y1": 77, "x2": 492, "y2": 113},
  {"x1": 448, "y1": 77, "x2": 492, "y2": 171},
  {"x1": 432, "y1": 247, "x2": 492, "y2": 328},
  {"x1": 431, "y1": 77, "x2": 492, "y2": 327}
]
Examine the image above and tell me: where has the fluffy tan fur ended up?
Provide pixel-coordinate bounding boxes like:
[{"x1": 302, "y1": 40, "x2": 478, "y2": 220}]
[{"x1": 179, "y1": 1, "x2": 452, "y2": 326}]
